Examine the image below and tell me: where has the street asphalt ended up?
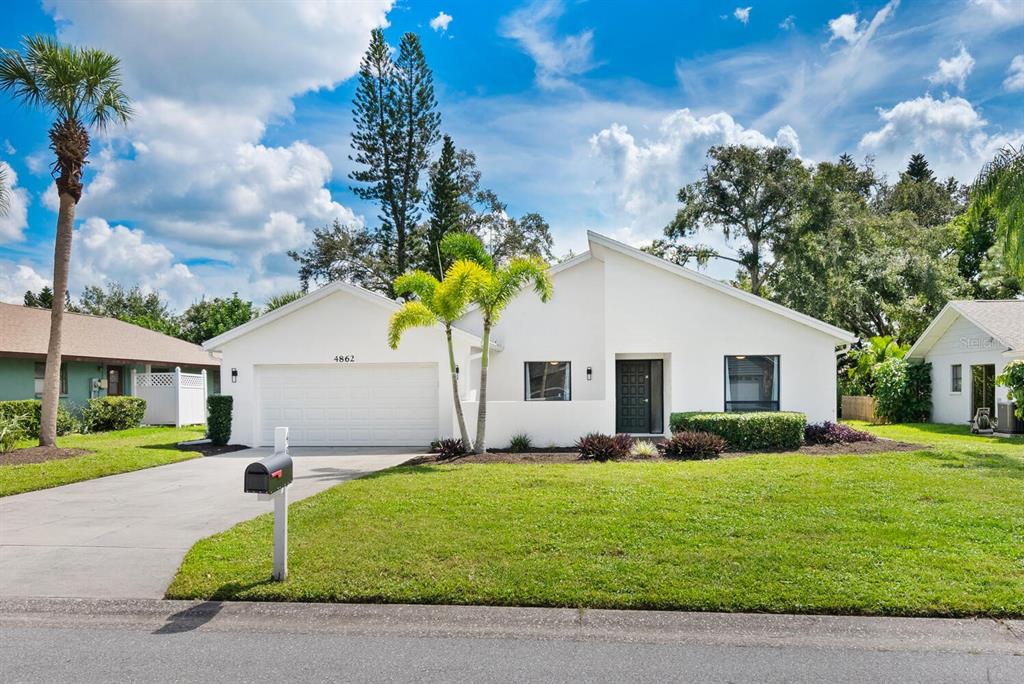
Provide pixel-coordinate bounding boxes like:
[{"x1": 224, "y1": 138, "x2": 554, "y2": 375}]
[
  {"x1": 0, "y1": 447, "x2": 419, "y2": 599},
  {"x1": 1, "y1": 598, "x2": 1022, "y2": 682}
]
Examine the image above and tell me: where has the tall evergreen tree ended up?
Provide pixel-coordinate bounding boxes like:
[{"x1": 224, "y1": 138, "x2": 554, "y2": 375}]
[
  {"x1": 423, "y1": 134, "x2": 464, "y2": 278},
  {"x1": 905, "y1": 153, "x2": 935, "y2": 183}
]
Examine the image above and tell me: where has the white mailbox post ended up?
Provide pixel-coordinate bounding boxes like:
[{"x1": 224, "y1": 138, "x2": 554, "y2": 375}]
[{"x1": 243, "y1": 426, "x2": 292, "y2": 581}]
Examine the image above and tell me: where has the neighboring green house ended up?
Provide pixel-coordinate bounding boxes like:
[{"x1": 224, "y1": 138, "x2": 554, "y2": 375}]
[{"x1": 0, "y1": 303, "x2": 219, "y2": 413}]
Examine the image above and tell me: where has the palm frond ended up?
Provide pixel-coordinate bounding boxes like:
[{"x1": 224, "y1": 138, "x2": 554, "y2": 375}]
[
  {"x1": 0, "y1": 164, "x2": 8, "y2": 216},
  {"x1": 440, "y1": 232, "x2": 494, "y2": 271},
  {"x1": 387, "y1": 301, "x2": 438, "y2": 349},
  {"x1": 394, "y1": 269, "x2": 439, "y2": 303},
  {"x1": 436, "y1": 259, "x2": 491, "y2": 321}
]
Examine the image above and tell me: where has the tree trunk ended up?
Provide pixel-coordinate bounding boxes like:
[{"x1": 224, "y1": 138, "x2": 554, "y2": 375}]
[
  {"x1": 39, "y1": 191, "x2": 76, "y2": 446},
  {"x1": 446, "y1": 326, "x2": 472, "y2": 447},
  {"x1": 473, "y1": 323, "x2": 490, "y2": 454}
]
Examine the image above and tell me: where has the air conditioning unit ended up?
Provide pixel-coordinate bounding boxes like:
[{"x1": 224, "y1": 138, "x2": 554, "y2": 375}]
[{"x1": 996, "y1": 402, "x2": 1024, "y2": 434}]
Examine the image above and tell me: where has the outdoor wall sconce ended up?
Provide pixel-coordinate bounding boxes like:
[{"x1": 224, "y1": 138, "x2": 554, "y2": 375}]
[
  {"x1": 455, "y1": 365, "x2": 460, "y2": 379},
  {"x1": 231, "y1": 368, "x2": 238, "y2": 383},
  {"x1": 586, "y1": 366, "x2": 593, "y2": 381}
]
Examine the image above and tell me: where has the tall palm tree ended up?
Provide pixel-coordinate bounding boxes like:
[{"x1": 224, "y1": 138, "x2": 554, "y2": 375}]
[
  {"x1": 387, "y1": 234, "x2": 490, "y2": 448},
  {"x1": 444, "y1": 233, "x2": 552, "y2": 453},
  {"x1": 1, "y1": 35, "x2": 132, "y2": 445},
  {"x1": 970, "y1": 145, "x2": 1024, "y2": 276}
]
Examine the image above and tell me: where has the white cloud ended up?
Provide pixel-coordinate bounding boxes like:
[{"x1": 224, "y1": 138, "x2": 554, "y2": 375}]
[
  {"x1": 927, "y1": 44, "x2": 975, "y2": 91},
  {"x1": 859, "y1": 94, "x2": 1024, "y2": 180},
  {"x1": 0, "y1": 262, "x2": 48, "y2": 303},
  {"x1": 779, "y1": 15, "x2": 796, "y2": 31},
  {"x1": 588, "y1": 109, "x2": 801, "y2": 247},
  {"x1": 429, "y1": 11, "x2": 452, "y2": 32},
  {"x1": 969, "y1": 0, "x2": 1024, "y2": 23},
  {"x1": 36, "y1": 0, "x2": 391, "y2": 304},
  {"x1": 1004, "y1": 54, "x2": 1024, "y2": 91},
  {"x1": 827, "y1": 13, "x2": 863, "y2": 44},
  {"x1": 734, "y1": 7, "x2": 752, "y2": 25},
  {"x1": 0, "y1": 162, "x2": 30, "y2": 243},
  {"x1": 3, "y1": 140, "x2": 14, "y2": 155},
  {"x1": 499, "y1": 0, "x2": 595, "y2": 90}
]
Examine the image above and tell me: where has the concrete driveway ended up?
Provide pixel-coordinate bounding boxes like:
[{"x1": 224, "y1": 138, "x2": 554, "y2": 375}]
[{"x1": 0, "y1": 447, "x2": 420, "y2": 599}]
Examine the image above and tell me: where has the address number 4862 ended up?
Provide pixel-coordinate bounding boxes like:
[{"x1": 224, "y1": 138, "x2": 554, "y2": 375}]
[{"x1": 333, "y1": 355, "x2": 355, "y2": 363}]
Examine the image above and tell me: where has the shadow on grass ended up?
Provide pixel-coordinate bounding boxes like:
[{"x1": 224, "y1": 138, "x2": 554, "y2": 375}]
[
  {"x1": 205, "y1": 577, "x2": 280, "y2": 601},
  {"x1": 918, "y1": 449, "x2": 1024, "y2": 479}
]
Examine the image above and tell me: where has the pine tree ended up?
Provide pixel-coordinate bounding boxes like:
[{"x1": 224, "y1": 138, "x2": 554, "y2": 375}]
[
  {"x1": 905, "y1": 153, "x2": 934, "y2": 183},
  {"x1": 424, "y1": 135, "x2": 463, "y2": 278}
]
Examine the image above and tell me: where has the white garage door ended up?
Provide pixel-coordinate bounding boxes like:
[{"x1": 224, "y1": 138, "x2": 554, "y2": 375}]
[{"x1": 256, "y1": 364, "x2": 439, "y2": 446}]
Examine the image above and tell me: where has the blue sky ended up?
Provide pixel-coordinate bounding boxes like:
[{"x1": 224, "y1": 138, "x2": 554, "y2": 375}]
[{"x1": 1, "y1": 0, "x2": 1022, "y2": 308}]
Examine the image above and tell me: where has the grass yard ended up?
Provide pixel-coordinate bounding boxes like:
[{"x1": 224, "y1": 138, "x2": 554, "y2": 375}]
[
  {"x1": 0, "y1": 426, "x2": 205, "y2": 497},
  {"x1": 168, "y1": 423, "x2": 1024, "y2": 617}
]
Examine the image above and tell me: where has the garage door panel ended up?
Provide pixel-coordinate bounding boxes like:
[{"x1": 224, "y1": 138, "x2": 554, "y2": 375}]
[{"x1": 257, "y1": 364, "x2": 438, "y2": 446}]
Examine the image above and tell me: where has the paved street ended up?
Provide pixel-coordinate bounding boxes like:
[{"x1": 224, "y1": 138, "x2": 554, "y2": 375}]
[
  {"x1": 0, "y1": 448, "x2": 418, "y2": 599},
  {"x1": 1, "y1": 599, "x2": 1022, "y2": 683}
]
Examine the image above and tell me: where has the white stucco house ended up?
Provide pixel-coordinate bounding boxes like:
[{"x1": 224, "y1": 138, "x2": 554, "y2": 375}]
[
  {"x1": 204, "y1": 232, "x2": 856, "y2": 447},
  {"x1": 906, "y1": 299, "x2": 1023, "y2": 427}
]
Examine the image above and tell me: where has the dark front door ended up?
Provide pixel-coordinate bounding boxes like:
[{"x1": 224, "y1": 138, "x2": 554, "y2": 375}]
[
  {"x1": 107, "y1": 366, "x2": 124, "y2": 396},
  {"x1": 616, "y1": 360, "x2": 663, "y2": 434},
  {"x1": 971, "y1": 364, "x2": 996, "y2": 419}
]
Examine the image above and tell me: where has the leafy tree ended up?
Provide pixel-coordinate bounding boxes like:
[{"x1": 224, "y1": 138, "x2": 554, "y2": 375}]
[
  {"x1": 969, "y1": 145, "x2": 1024, "y2": 276},
  {"x1": 349, "y1": 29, "x2": 440, "y2": 293},
  {"x1": 24, "y1": 286, "x2": 76, "y2": 311},
  {"x1": 905, "y1": 153, "x2": 934, "y2": 183},
  {"x1": 77, "y1": 282, "x2": 180, "y2": 335},
  {"x1": 996, "y1": 360, "x2": 1024, "y2": 420},
  {"x1": 660, "y1": 144, "x2": 808, "y2": 296},
  {"x1": 952, "y1": 202, "x2": 1022, "y2": 298},
  {"x1": 1, "y1": 35, "x2": 132, "y2": 446},
  {"x1": 387, "y1": 233, "x2": 488, "y2": 447},
  {"x1": 876, "y1": 154, "x2": 962, "y2": 228},
  {"x1": 263, "y1": 290, "x2": 303, "y2": 314},
  {"x1": 178, "y1": 293, "x2": 256, "y2": 345},
  {"x1": 842, "y1": 336, "x2": 908, "y2": 395},
  {"x1": 289, "y1": 219, "x2": 392, "y2": 294},
  {"x1": 442, "y1": 233, "x2": 553, "y2": 453}
]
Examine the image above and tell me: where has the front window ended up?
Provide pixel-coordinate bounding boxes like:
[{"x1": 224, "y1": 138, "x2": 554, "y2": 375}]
[
  {"x1": 34, "y1": 362, "x2": 68, "y2": 396},
  {"x1": 525, "y1": 361, "x2": 571, "y2": 401},
  {"x1": 725, "y1": 355, "x2": 779, "y2": 411},
  {"x1": 950, "y1": 364, "x2": 962, "y2": 393}
]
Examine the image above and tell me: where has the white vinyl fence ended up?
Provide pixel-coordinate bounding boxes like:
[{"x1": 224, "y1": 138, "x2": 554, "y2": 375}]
[{"x1": 132, "y1": 368, "x2": 208, "y2": 427}]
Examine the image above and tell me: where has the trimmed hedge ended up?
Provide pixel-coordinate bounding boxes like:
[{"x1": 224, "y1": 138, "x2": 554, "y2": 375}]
[
  {"x1": 670, "y1": 411, "x2": 806, "y2": 451},
  {"x1": 207, "y1": 395, "x2": 233, "y2": 445},
  {"x1": 82, "y1": 396, "x2": 146, "y2": 432},
  {"x1": 0, "y1": 399, "x2": 80, "y2": 437}
]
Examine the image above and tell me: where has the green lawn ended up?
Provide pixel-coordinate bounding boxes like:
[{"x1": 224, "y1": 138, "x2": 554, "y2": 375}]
[
  {"x1": 0, "y1": 426, "x2": 205, "y2": 497},
  {"x1": 167, "y1": 423, "x2": 1024, "y2": 617}
]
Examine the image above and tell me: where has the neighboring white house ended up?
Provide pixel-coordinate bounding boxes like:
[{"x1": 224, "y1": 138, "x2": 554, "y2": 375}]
[
  {"x1": 906, "y1": 300, "x2": 1024, "y2": 426},
  {"x1": 204, "y1": 232, "x2": 856, "y2": 447}
]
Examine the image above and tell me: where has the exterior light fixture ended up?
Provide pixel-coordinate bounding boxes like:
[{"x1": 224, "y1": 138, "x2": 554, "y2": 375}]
[
  {"x1": 586, "y1": 366, "x2": 593, "y2": 381},
  {"x1": 735, "y1": 355, "x2": 746, "y2": 360},
  {"x1": 231, "y1": 368, "x2": 238, "y2": 383},
  {"x1": 455, "y1": 365, "x2": 460, "y2": 379}
]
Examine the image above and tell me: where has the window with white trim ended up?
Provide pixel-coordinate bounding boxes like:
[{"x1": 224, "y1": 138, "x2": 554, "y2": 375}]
[
  {"x1": 725, "y1": 355, "x2": 779, "y2": 412},
  {"x1": 525, "y1": 362, "x2": 571, "y2": 401}
]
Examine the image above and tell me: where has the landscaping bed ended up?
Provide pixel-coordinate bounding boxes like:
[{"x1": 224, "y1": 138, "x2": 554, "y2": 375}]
[{"x1": 0, "y1": 446, "x2": 91, "y2": 466}]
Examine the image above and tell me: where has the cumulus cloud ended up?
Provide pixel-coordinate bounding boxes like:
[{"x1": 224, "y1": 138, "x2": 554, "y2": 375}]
[
  {"x1": 500, "y1": 0, "x2": 595, "y2": 90},
  {"x1": 0, "y1": 262, "x2": 48, "y2": 303},
  {"x1": 1004, "y1": 54, "x2": 1024, "y2": 92},
  {"x1": 429, "y1": 11, "x2": 452, "y2": 32},
  {"x1": 827, "y1": 13, "x2": 863, "y2": 43},
  {"x1": 927, "y1": 44, "x2": 975, "y2": 91},
  {"x1": 859, "y1": 94, "x2": 1024, "y2": 180},
  {"x1": 0, "y1": 162, "x2": 30, "y2": 243},
  {"x1": 734, "y1": 7, "x2": 752, "y2": 25},
  {"x1": 779, "y1": 15, "x2": 796, "y2": 31},
  {"x1": 969, "y1": 0, "x2": 1024, "y2": 23},
  {"x1": 35, "y1": 0, "x2": 392, "y2": 304},
  {"x1": 588, "y1": 109, "x2": 801, "y2": 245}
]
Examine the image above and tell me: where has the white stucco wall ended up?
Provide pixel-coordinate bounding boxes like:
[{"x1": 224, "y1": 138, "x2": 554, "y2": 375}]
[
  {"x1": 922, "y1": 315, "x2": 1012, "y2": 425},
  {"x1": 213, "y1": 288, "x2": 473, "y2": 446}
]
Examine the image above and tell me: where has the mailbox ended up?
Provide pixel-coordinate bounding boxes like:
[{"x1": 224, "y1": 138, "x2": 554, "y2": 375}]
[{"x1": 244, "y1": 452, "x2": 293, "y2": 495}]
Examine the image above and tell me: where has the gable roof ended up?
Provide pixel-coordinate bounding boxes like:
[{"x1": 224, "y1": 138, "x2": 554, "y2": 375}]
[
  {"x1": 585, "y1": 231, "x2": 857, "y2": 343},
  {"x1": 907, "y1": 299, "x2": 1024, "y2": 359},
  {"x1": 0, "y1": 303, "x2": 217, "y2": 367},
  {"x1": 202, "y1": 280, "x2": 486, "y2": 351}
]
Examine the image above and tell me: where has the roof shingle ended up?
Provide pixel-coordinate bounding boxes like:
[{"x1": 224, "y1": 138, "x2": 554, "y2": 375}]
[{"x1": 951, "y1": 300, "x2": 1024, "y2": 351}]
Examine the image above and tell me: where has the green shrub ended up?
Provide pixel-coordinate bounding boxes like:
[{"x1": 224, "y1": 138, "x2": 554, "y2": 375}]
[
  {"x1": 207, "y1": 395, "x2": 233, "y2": 445},
  {"x1": 0, "y1": 399, "x2": 80, "y2": 437},
  {"x1": 996, "y1": 360, "x2": 1024, "y2": 420},
  {"x1": 670, "y1": 411, "x2": 806, "y2": 450},
  {"x1": 658, "y1": 431, "x2": 726, "y2": 459},
  {"x1": 82, "y1": 396, "x2": 146, "y2": 432},
  {"x1": 630, "y1": 439, "x2": 659, "y2": 458},
  {"x1": 874, "y1": 358, "x2": 931, "y2": 423},
  {"x1": 430, "y1": 438, "x2": 467, "y2": 459},
  {"x1": 508, "y1": 433, "x2": 532, "y2": 452},
  {"x1": 0, "y1": 413, "x2": 26, "y2": 453}
]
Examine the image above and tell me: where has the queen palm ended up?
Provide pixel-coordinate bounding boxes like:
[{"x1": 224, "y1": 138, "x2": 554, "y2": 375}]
[
  {"x1": 387, "y1": 234, "x2": 492, "y2": 447},
  {"x1": 970, "y1": 145, "x2": 1024, "y2": 276},
  {"x1": 1, "y1": 35, "x2": 132, "y2": 445}
]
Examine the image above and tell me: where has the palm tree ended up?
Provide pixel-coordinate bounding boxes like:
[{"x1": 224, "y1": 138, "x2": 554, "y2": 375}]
[
  {"x1": 0, "y1": 163, "x2": 9, "y2": 216},
  {"x1": 443, "y1": 233, "x2": 552, "y2": 453},
  {"x1": 970, "y1": 145, "x2": 1024, "y2": 276},
  {"x1": 387, "y1": 234, "x2": 489, "y2": 448},
  {"x1": 1, "y1": 35, "x2": 132, "y2": 445}
]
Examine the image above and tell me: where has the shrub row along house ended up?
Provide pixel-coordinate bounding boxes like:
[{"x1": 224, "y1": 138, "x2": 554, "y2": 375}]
[
  {"x1": 204, "y1": 232, "x2": 856, "y2": 447},
  {"x1": 0, "y1": 303, "x2": 219, "y2": 426}
]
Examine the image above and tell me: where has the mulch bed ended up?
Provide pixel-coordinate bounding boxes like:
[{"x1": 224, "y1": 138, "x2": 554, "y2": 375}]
[
  {"x1": 406, "y1": 438, "x2": 925, "y2": 466},
  {"x1": 0, "y1": 446, "x2": 91, "y2": 466},
  {"x1": 177, "y1": 442, "x2": 249, "y2": 456}
]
